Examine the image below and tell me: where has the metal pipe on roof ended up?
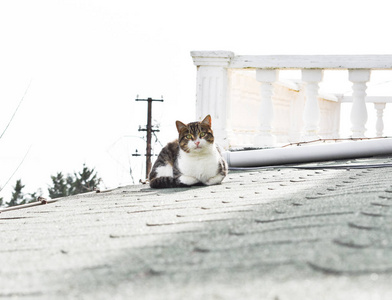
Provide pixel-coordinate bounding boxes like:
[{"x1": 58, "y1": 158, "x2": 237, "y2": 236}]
[{"x1": 223, "y1": 138, "x2": 392, "y2": 168}]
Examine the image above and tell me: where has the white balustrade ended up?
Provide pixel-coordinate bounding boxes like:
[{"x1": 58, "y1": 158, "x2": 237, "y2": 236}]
[
  {"x1": 348, "y1": 70, "x2": 371, "y2": 138},
  {"x1": 191, "y1": 51, "x2": 392, "y2": 149},
  {"x1": 374, "y1": 102, "x2": 386, "y2": 137},
  {"x1": 191, "y1": 51, "x2": 234, "y2": 149},
  {"x1": 255, "y1": 69, "x2": 278, "y2": 147},
  {"x1": 301, "y1": 70, "x2": 323, "y2": 140},
  {"x1": 340, "y1": 95, "x2": 392, "y2": 138}
]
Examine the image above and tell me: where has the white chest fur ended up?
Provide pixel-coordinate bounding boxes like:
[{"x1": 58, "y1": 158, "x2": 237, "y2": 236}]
[{"x1": 177, "y1": 146, "x2": 220, "y2": 183}]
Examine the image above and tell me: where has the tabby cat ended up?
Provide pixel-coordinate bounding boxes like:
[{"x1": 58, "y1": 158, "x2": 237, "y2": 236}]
[{"x1": 149, "y1": 115, "x2": 228, "y2": 188}]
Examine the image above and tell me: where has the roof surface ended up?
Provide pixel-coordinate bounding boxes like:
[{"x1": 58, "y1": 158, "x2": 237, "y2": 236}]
[{"x1": 1, "y1": 156, "x2": 392, "y2": 299}]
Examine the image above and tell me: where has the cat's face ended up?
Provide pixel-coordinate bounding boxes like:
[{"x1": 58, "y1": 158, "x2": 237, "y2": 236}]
[{"x1": 176, "y1": 115, "x2": 214, "y2": 153}]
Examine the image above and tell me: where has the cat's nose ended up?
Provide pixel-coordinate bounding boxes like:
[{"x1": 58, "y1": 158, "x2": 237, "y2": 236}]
[{"x1": 195, "y1": 141, "x2": 200, "y2": 147}]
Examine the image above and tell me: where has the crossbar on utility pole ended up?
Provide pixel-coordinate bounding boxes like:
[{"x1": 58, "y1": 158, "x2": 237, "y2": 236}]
[{"x1": 135, "y1": 97, "x2": 163, "y2": 179}]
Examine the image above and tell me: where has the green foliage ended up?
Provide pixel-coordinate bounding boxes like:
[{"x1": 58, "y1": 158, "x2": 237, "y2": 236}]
[
  {"x1": 48, "y1": 172, "x2": 68, "y2": 199},
  {"x1": 1, "y1": 165, "x2": 101, "y2": 207},
  {"x1": 6, "y1": 179, "x2": 25, "y2": 207},
  {"x1": 4, "y1": 179, "x2": 41, "y2": 207},
  {"x1": 48, "y1": 165, "x2": 101, "y2": 199},
  {"x1": 72, "y1": 165, "x2": 100, "y2": 195}
]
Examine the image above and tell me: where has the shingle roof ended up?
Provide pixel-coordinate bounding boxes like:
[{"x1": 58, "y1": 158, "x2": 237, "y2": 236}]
[{"x1": 1, "y1": 156, "x2": 392, "y2": 299}]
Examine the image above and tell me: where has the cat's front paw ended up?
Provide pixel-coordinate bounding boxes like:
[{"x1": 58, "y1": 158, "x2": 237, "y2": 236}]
[
  {"x1": 205, "y1": 174, "x2": 225, "y2": 186},
  {"x1": 179, "y1": 175, "x2": 199, "y2": 186}
]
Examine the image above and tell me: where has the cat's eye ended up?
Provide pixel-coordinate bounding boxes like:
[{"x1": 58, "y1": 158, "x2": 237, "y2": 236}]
[
  {"x1": 186, "y1": 134, "x2": 193, "y2": 139},
  {"x1": 200, "y1": 132, "x2": 206, "y2": 138}
]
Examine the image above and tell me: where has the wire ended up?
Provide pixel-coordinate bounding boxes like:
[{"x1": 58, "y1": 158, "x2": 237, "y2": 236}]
[
  {"x1": 281, "y1": 136, "x2": 389, "y2": 148},
  {"x1": 0, "y1": 79, "x2": 32, "y2": 141},
  {"x1": 0, "y1": 145, "x2": 32, "y2": 194},
  {"x1": 152, "y1": 131, "x2": 163, "y2": 147},
  {"x1": 0, "y1": 198, "x2": 58, "y2": 213}
]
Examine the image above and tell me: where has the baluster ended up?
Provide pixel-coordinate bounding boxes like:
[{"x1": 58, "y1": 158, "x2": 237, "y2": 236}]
[
  {"x1": 191, "y1": 51, "x2": 234, "y2": 149},
  {"x1": 374, "y1": 103, "x2": 386, "y2": 137},
  {"x1": 255, "y1": 69, "x2": 279, "y2": 147},
  {"x1": 349, "y1": 70, "x2": 371, "y2": 138},
  {"x1": 301, "y1": 69, "x2": 324, "y2": 141}
]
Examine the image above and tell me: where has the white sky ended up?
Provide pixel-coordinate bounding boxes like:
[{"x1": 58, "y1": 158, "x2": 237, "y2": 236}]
[{"x1": 1, "y1": 0, "x2": 392, "y2": 199}]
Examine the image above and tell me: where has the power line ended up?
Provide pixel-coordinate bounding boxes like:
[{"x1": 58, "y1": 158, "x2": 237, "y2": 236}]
[
  {"x1": 0, "y1": 145, "x2": 32, "y2": 194},
  {"x1": 0, "y1": 79, "x2": 32, "y2": 141}
]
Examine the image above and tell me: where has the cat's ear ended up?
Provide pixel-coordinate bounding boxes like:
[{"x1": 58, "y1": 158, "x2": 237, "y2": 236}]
[
  {"x1": 176, "y1": 120, "x2": 187, "y2": 133},
  {"x1": 201, "y1": 115, "x2": 212, "y2": 127}
]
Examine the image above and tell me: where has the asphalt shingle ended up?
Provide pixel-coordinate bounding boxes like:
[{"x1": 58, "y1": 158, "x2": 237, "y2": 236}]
[{"x1": 1, "y1": 156, "x2": 392, "y2": 299}]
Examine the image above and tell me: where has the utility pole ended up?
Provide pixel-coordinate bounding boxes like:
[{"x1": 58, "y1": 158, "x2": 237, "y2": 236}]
[{"x1": 135, "y1": 96, "x2": 163, "y2": 179}]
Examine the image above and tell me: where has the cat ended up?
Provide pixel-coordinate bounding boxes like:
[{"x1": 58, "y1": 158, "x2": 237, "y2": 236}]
[{"x1": 149, "y1": 115, "x2": 228, "y2": 188}]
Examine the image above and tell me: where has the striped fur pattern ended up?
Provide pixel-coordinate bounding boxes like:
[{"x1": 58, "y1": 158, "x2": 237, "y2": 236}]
[{"x1": 149, "y1": 115, "x2": 228, "y2": 189}]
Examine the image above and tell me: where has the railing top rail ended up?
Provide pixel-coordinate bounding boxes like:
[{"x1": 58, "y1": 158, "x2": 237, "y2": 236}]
[
  {"x1": 191, "y1": 51, "x2": 392, "y2": 70},
  {"x1": 340, "y1": 96, "x2": 392, "y2": 103},
  {"x1": 232, "y1": 55, "x2": 392, "y2": 70}
]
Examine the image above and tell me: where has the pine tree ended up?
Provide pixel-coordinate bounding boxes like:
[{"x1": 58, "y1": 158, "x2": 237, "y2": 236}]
[
  {"x1": 6, "y1": 179, "x2": 25, "y2": 207},
  {"x1": 48, "y1": 172, "x2": 69, "y2": 199},
  {"x1": 71, "y1": 165, "x2": 100, "y2": 195},
  {"x1": 66, "y1": 174, "x2": 75, "y2": 196},
  {"x1": 47, "y1": 165, "x2": 101, "y2": 199}
]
